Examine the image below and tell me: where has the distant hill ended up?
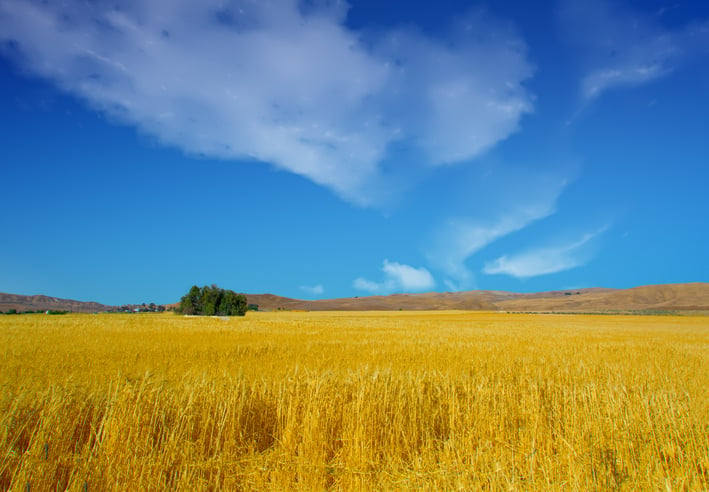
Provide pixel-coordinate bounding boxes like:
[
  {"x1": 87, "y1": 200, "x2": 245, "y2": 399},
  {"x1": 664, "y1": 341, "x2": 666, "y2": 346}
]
[
  {"x1": 246, "y1": 283, "x2": 709, "y2": 313},
  {"x1": 493, "y1": 283, "x2": 709, "y2": 312},
  {"x1": 245, "y1": 291, "x2": 499, "y2": 311},
  {"x1": 3, "y1": 283, "x2": 709, "y2": 314},
  {"x1": 0, "y1": 293, "x2": 117, "y2": 313}
]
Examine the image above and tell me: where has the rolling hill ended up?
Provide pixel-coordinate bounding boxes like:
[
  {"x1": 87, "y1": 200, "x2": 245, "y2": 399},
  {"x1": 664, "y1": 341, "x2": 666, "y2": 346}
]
[
  {"x1": 245, "y1": 283, "x2": 709, "y2": 313},
  {"x1": 0, "y1": 293, "x2": 117, "y2": 313},
  {"x1": 3, "y1": 282, "x2": 708, "y2": 314},
  {"x1": 493, "y1": 282, "x2": 709, "y2": 312}
]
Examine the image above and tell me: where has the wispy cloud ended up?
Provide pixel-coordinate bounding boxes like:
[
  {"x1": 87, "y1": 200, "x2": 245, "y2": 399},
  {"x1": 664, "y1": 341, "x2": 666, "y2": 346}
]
[
  {"x1": 560, "y1": 0, "x2": 709, "y2": 101},
  {"x1": 427, "y1": 208, "x2": 554, "y2": 286},
  {"x1": 0, "y1": 0, "x2": 533, "y2": 206},
  {"x1": 483, "y1": 226, "x2": 609, "y2": 279},
  {"x1": 299, "y1": 284, "x2": 324, "y2": 296},
  {"x1": 354, "y1": 260, "x2": 435, "y2": 294},
  {"x1": 426, "y1": 171, "x2": 570, "y2": 289}
]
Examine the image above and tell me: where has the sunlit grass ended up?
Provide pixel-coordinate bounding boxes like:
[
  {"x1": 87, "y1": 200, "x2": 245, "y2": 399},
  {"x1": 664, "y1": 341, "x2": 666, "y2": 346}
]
[{"x1": 1, "y1": 311, "x2": 707, "y2": 490}]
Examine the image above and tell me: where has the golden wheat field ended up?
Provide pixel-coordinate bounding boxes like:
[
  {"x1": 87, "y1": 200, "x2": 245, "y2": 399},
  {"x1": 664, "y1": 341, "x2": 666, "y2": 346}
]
[{"x1": 1, "y1": 311, "x2": 708, "y2": 491}]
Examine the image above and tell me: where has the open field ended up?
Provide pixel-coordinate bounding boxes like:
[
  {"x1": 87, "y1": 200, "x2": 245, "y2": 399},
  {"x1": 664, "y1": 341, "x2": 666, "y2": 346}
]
[{"x1": 1, "y1": 312, "x2": 708, "y2": 490}]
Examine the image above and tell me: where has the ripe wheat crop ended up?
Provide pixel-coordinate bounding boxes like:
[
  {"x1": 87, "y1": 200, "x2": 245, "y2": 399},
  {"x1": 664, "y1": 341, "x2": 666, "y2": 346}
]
[{"x1": 1, "y1": 311, "x2": 707, "y2": 490}]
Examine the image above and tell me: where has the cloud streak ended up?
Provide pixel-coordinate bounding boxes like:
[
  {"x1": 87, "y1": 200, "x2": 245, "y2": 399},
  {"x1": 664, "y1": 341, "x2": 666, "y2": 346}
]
[
  {"x1": 483, "y1": 226, "x2": 608, "y2": 278},
  {"x1": 560, "y1": 0, "x2": 709, "y2": 101},
  {"x1": 428, "y1": 206, "x2": 555, "y2": 285},
  {"x1": 354, "y1": 260, "x2": 435, "y2": 294},
  {"x1": 0, "y1": 0, "x2": 534, "y2": 206},
  {"x1": 425, "y1": 171, "x2": 571, "y2": 288},
  {"x1": 299, "y1": 284, "x2": 324, "y2": 296}
]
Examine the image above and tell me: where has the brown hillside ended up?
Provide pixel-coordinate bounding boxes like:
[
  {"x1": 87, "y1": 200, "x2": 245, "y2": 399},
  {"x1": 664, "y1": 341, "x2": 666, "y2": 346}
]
[
  {"x1": 495, "y1": 283, "x2": 709, "y2": 312},
  {"x1": 0, "y1": 293, "x2": 116, "y2": 313},
  {"x1": 246, "y1": 284, "x2": 709, "y2": 312},
  {"x1": 4, "y1": 283, "x2": 708, "y2": 314},
  {"x1": 246, "y1": 291, "x2": 498, "y2": 311}
]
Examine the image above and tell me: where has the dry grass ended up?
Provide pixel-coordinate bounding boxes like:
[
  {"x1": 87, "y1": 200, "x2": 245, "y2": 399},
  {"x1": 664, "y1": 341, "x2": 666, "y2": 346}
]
[{"x1": 1, "y1": 311, "x2": 708, "y2": 490}]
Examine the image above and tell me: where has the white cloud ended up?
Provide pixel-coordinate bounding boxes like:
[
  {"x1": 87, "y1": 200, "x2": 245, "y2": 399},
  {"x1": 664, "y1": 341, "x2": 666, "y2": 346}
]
[
  {"x1": 299, "y1": 284, "x2": 324, "y2": 296},
  {"x1": 354, "y1": 260, "x2": 435, "y2": 294},
  {"x1": 0, "y1": 0, "x2": 533, "y2": 206},
  {"x1": 428, "y1": 206, "x2": 554, "y2": 283},
  {"x1": 483, "y1": 226, "x2": 608, "y2": 278},
  {"x1": 352, "y1": 277, "x2": 383, "y2": 293},
  {"x1": 425, "y1": 172, "x2": 570, "y2": 289},
  {"x1": 560, "y1": 0, "x2": 709, "y2": 100}
]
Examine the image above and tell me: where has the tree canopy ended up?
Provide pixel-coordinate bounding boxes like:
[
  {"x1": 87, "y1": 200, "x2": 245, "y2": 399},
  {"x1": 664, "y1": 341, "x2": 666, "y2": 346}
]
[{"x1": 178, "y1": 285, "x2": 247, "y2": 316}]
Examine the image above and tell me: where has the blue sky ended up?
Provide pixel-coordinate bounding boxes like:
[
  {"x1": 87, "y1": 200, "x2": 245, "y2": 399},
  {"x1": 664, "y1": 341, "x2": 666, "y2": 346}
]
[{"x1": 1, "y1": 0, "x2": 708, "y2": 305}]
